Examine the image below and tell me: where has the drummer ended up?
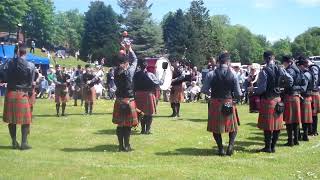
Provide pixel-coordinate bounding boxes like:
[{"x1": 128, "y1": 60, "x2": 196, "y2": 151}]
[{"x1": 134, "y1": 59, "x2": 165, "y2": 134}]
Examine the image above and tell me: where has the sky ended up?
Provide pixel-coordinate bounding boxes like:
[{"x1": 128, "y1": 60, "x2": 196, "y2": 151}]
[{"x1": 53, "y1": 0, "x2": 320, "y2": 42}]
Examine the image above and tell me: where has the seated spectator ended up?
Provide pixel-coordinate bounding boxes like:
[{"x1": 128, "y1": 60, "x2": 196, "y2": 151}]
[{"x1": 186, "y1": 81, "x2": 201, "y2": 102}]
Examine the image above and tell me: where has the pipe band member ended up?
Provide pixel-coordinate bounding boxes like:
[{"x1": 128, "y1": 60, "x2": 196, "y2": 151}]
[
  {"x1": 3, "y1": 43, "x2": 35, "y2": 150},
  {"x1": 201, "y1": 52, "x2": 242, "y2": 156},
  {"x1": 112, "y1": 45, "x2": 138, "y2": 152}
]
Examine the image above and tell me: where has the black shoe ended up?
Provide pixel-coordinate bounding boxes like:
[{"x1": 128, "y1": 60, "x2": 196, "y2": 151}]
[
  {"x1": 258, "y1": 147, "x2": 272, "y2": 153},
  {"x1": 294, "y1": 141, "x2": 299, "y2": 145},
  {"x1": 56, "y1": 113, "x2": 60, "y2": 117},
  {"x1": 20, "y1": 143, "x2": 32, "y2": 150},
  {"x1": 302, "y1": 135, "x2": 309, "y2": 141},
  {"x1": 141, "y1": 130, "x2": 146, "y2": 134},
  {"x1": 12, "y1": 141, "x2": 20, "y2": 149},
  {"x1": 226, "y1": 146, "x2": 234, "y2": 156},
  {"x1": 218, "y1": 148, "x2": 225, "y2": 156},
  {"x1": 284, "y1": 141, "x2": 294, "y2": 147},
  {"x1": 145, "y1": 131, "x2": 152, "y2": 135}
]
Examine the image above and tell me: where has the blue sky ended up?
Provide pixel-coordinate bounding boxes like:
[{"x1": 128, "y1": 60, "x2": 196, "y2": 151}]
[{"x1": 53, "y1": 0, "x2": 320, "y2": 42}]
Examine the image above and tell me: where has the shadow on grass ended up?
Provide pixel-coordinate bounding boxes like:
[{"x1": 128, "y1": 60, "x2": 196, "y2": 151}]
[
  {"x1": 33, "y1": 112, "x2": 112, "y2": 118},
  {"x1": 181, "y1": 118, "x2": 207, "y2": 122},
  {"x1": 246, "y1": 122, "x2": 257, "y2": 128},
  {"x1": 0, "y1": 145, "x2": 12, "y2": 150},
  {"x1": 61, "y1": 144, "x2": 118, "y2": 152},
  {"x1": 155, "y1": 148, "x2": 214, "y2": 156},
  {"x1": 94, "y1": 129, "x2": 141, "y2": 136}
]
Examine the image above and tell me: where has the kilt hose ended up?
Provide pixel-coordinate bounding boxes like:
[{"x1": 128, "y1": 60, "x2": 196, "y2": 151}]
[
  {"x1": 207, "y1": 98, "x2": 238, "y2": 134},
  {"x1": 258, "y1": 97, "x2": 283, "y2": 131},
  {"x1": 311, "y1": 91, "x2": 320, "y2": 116},
  {"x1": 55, "y1": 85, "x2": 69, "y2": 103},
  {"x1": 170, "y1": 84, "x2": 184, "y2": 103},
  {"x1": 249, "y1": 95, "x2": 260, "y2": 112},
  {"x1": 283, "y1": 95, "x2": 301, "y2": 125},
  {"x1": 135, "y1": 91, "x2": 156, "y2": 116},
  {"x1": 301, "y1": 96, "x2": 313, "y2": 124},
  {"x1": 3, "y1": 91, "x2": 32, "y2": 125},
  {"x1": 112, "y1": 98, "x2": 139, "y2": 127},
  {"x1": 83, "y1": 86, "x2": 96, "y2": 103}
]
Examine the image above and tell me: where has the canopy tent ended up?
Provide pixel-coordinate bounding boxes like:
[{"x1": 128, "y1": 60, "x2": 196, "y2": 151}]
[{"x1": 0, "y1": 45, "x2": 50, "y2": 75}]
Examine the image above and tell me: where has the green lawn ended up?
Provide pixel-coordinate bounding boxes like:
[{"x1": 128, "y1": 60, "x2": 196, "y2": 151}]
[{"x1": 0, "y1": 99, "x2": 319, "y2": 180}]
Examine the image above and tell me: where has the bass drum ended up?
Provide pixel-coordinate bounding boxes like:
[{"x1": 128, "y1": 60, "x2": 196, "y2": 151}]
[{"x1": 155, "y1": 57, "x2": 172, "y2": 91}]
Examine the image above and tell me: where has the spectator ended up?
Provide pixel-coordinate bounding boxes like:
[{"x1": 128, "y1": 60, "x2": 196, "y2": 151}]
[
  {"x1": 37, "y1": 76, "x2": 49, "y2": 98},
  {"x1": 186, "y1": 81, "x2": 201, "y2": 102},
  {"x1": 94, "y1": 83, "x2": 105, "y2": 99},
  {"x1": 30, "y1": 40, "x2": 35, "y2": 53},
  {"x1": 107, "y1": 68, "x2": 116, "y2": 100}
]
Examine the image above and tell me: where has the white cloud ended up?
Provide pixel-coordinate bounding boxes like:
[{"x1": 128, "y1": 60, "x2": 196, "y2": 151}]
[{"x1": 295, "y1": 0, "x2": 320, "y2": 6}]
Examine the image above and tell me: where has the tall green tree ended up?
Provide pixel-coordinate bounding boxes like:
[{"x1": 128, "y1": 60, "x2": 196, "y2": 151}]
[
  {"x1": 0, "y1": 0, "x2": 28, "y2": 33},
  {"x1": 52, "y1": 9, "x2": 84, "y2": 54},
  {"x1": 23, "y1": 0, "x2": 55, "y2": 47},
  {"x1": 272, "y1": 38, "x2": 292, "y2": 59},
  {"x1": 291, "y1": 27, "x2": 320, "y2": 58},
  {"x1": 80, "y1": 1, "x2": 120, "y2": 63},
  {"x1": 119, "y1": 0, "x2": 163, "y2": 58}
]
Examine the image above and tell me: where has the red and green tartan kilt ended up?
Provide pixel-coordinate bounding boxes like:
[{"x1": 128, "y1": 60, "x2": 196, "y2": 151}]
[
  {"x1": 311, "y1": 91, "x2": 320, "y2": 116},
  {"x1": 83, "y1": 86, "x2": 96, "y2": 103},
  {"x1": 207, "y1": 99, "x2": 238, "y2": 134},
  {"x1": 112, "y1": 98, "x2": 139, "y2": 127},
  {"x1": 249, "y1": 95, "x2": 260, "y2": 112},
  {"x1": 135, "y1": 91, "x2": 156, "y2": 116},
  {"x1": 28, "y1": 88, "x2": 36, "y2": 105},
  {"x1": 170, "y1": 85, "x2": 184, "y2": 103},
  {"x1": 3, "y1": 91, "x2": 32, "y2": 125},
  {"x1": 55, "y1": 86, "x2": 69, "y2": 103},
  {"x1": 283, "y1": 95, "x2": 301, "y2": 124},
  {"x1": 154, "y1": 88, "x2": 161, "y2": 100},
  {"x1": 258, "y1": 97, "x2": 283, "y2": 131},
  {"x1": 301, "y1": 96, "x2": 313, "y2": 124}
]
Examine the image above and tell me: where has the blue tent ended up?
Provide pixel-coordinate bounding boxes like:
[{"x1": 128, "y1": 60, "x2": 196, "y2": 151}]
[{"x1": 0, "y1": 45, "x2": 50, "y2": 74}]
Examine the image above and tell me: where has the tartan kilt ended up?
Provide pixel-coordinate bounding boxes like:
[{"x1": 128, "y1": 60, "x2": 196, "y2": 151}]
[
  {"x1": 311, "y1": 91, "x2": 320, "y2": 115},
  {"x1": 112, "y1": 98, "x2": 139, "y2": 127},
  {"x1": 55, "y1": 86, "x2": 69, "y2": 103},
  {"x1": 249, "y1": 95, "x2": 260, "y2": 112},
  {"x1": 3, "y1": 91, "x2": 32, "y2": 125},
  {"x1": 170, "y1": 85, "x2": 184, "y2": 103},
  {"x1": 135, "y1": 91, "x2": 156, "y2": 116},
  {"x1": 258, "y1": 97, "x2": 283, "y2": 131},
  {"x1": 72, "y1": 84, "x2": 82, "y2": 100},
  {"x1": 207, "y1": 99, "x2": 238, "y2": 134},
  {"x1": 83, "y1": 86, "x2": 96, "y2": 103},
  {"x1": 28, "y1": 88, "x2": 36, "y2": 105},
  {"x1": 301, "y1": 96, "x2": 313, "y2": 124},
  {"x1": 283, "y1": 95, "x2": 301, "y2": 124}
]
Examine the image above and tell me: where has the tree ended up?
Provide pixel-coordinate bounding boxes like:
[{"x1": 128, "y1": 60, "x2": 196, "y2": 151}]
[
  {"x1": 272, "y1": 38, "x2": 292, "y2": 60},
  {"x1": 292, "y1": 27, "x2": 320, "y2": 58},
  {"x1": 119, "y1": 0, "x2": 163, "y2": 58},
  {"x1": 23, "y1": 0, "x2": 55, "y2": 47},
  {"x1": 0, "y1": 0, "x2": 28, "y2": 33},
  {"x1": 162, "y1": 10, "x2": 191, "y2": 60},
  {"x1": 80, "y1": 1, "x2": 121, "y2": 63},
  {"x1": 52, "y1": 9, "x2": 84, "y2": 54}
]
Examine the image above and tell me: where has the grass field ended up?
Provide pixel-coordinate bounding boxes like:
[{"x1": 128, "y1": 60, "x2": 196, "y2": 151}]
[{"x1": 0, "y1": 99, "x2": 319, "y2": 180}]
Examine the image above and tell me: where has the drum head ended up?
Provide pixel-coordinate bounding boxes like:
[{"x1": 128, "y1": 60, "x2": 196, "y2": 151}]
[{"x1": 156, "y1": 57, "x2": 172, "y2": 90}]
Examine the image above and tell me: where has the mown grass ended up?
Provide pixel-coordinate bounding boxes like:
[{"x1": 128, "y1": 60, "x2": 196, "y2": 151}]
[
  {"x1": 33, "y1": 48, "x2": 87, "y2": 68},
  {"x1": 0, "y1": 99, "x2": 319, "y2": 180}
]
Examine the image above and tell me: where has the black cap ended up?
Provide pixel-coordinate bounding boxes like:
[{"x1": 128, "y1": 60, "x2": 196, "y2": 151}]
[
  {"x1": 117, "y1": 54, "x2": 129, "y2": 65},
  {"x1": 85, "y1": 64, "x2": 90, "y2": 68},
  {"x1": 263, "y1": 51, "x2": 274, "y2": 59},
  {"x1": 218, "y1": 52, "x2": 231, "y2": 63},
  {"x1": 138, "y1": 59, "x2": 148, "y2": 69},
  {"x1": 77, "y1": 65, "x2": 81, "y2": 69},
  {"x1": 55, "y1": 64, "x2": 60, "y2": 68},
  {"x1": 281, "y1": 55, "x2": 292, "y2": 63}
]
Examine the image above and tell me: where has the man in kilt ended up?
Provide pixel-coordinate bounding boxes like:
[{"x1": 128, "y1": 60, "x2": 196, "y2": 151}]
[
  {"x1": 82, "y1": 64, "x2": 98, "y2": 115},
  {"x1": 281, "y1": 55, "x2": 304, "y2": 146},
  {"x1": 72, "y1": 65, "x2": 83, "y2": 106},
  {"x1": 250, "y1": 51, "x2": 293, "y2": 153},
  {"x1": 201, "y1": 52, "x2": 242, "y2": 156},
  {"x1": 53, "y1": 64, "x2": 70, "y2": 117},
  {"x1": 3, "y1": 44, "x2": 35, "y2": 150},
  {"x1": 297, "y1": 57, "x2": 314, "y2": 141},
  {"x1": 112, "y1": 45, "x2": 138, "y2": 152},
  {"x1": 134, "y1": 59, "x2": 165, "y2": 134},
  {"x1": 170, "y1": 61, "x2": 185, "y2": 118},
  {"x1": 308, "y1": 62, "x2": 320, "y2": 136}
]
